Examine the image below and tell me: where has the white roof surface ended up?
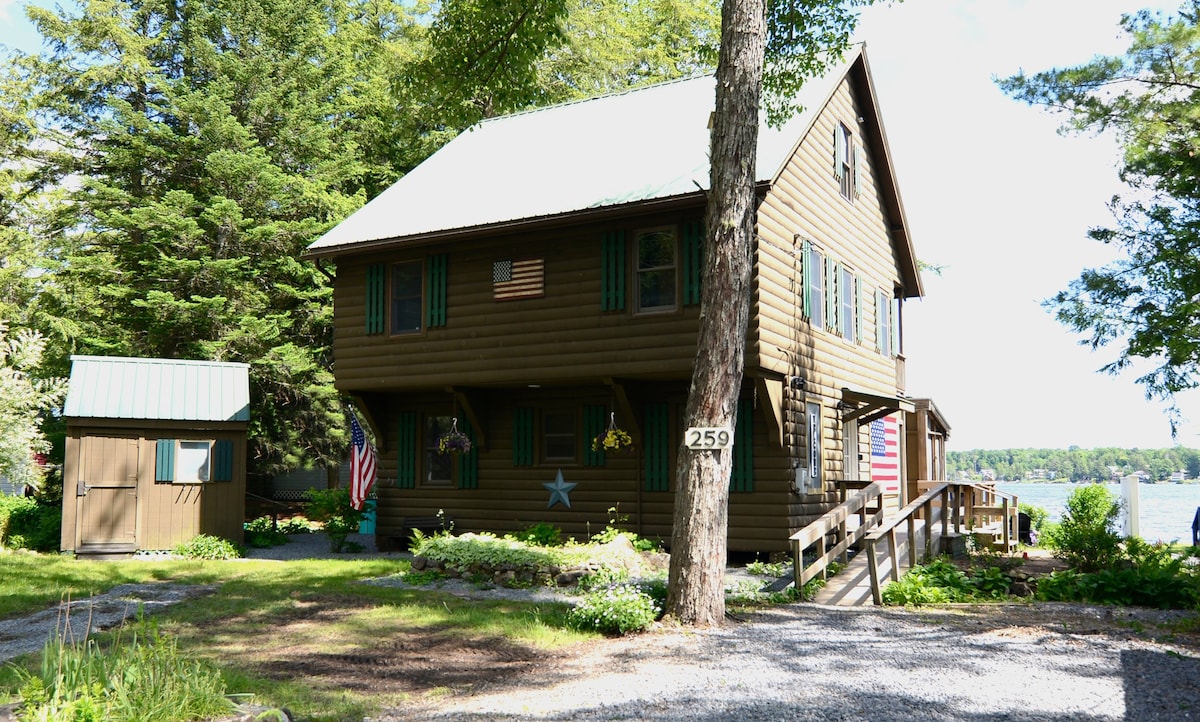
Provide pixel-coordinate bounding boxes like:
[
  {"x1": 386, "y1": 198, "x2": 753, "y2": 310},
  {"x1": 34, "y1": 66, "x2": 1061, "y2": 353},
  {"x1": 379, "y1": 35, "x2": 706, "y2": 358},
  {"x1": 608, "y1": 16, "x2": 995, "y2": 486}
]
[
  {"x1": 64, "y1": 355, "x2": 251, "y2": 422},
  {"x1": 307, "y1": 49, "x2": 860, "y2": 255}
]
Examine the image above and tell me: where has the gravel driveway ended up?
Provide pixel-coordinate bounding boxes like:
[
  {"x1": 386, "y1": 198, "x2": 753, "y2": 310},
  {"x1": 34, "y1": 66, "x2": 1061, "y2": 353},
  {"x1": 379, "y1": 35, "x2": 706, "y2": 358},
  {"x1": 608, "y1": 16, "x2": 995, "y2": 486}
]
[{"x1": 370, "y1": 603, "x2": 1200, "y2": 722}]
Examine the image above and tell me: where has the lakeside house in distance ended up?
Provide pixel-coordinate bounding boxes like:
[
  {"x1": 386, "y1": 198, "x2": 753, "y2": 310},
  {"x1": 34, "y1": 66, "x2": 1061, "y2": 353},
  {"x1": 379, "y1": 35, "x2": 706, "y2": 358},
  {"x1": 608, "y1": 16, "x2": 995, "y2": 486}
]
[{"x1": 304, "y1": 44, "x2": 935, "y2": 553}]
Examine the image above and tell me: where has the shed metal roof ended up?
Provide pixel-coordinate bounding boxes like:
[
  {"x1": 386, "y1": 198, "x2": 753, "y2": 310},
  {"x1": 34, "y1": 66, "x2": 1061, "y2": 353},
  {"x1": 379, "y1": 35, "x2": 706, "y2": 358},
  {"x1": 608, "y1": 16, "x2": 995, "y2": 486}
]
[
  {"x1": 64, "y1": 356, "x2": 251, "y2": 423},
  {"x1": 305, "y1": 49, "x2": 859, "y2": 256}
]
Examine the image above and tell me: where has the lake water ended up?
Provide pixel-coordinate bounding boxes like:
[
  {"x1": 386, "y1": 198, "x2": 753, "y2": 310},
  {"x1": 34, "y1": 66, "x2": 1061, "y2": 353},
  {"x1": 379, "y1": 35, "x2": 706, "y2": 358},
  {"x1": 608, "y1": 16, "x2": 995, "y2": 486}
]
[{"x1": 995, "y1": 482, "x2": 1200, "y2": 545}]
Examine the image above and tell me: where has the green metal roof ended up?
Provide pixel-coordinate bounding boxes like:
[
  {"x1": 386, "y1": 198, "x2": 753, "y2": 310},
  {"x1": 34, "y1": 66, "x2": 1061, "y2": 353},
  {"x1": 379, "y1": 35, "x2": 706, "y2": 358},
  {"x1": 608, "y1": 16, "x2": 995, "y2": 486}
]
[{"x1": 64, "y1": 355, "x2": 250, "y2": 422}]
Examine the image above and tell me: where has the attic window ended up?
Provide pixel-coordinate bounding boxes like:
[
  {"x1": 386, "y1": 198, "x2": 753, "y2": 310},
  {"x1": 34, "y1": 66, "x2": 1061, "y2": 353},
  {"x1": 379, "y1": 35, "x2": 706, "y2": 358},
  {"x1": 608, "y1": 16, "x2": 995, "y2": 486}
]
[{"x1": 834, "y1": 123, "x2": 855, "y2": 201}]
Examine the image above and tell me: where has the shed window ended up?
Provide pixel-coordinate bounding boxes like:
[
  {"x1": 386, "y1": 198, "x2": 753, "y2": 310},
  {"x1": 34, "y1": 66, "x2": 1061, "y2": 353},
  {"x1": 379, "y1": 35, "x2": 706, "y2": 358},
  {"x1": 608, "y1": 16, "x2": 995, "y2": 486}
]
[
  {"x1": 156, "y1": 439, "x2": 234, "y2": 483},
  {"x1": 636, "y1": 228, "x2": 677, "y2": 313}
]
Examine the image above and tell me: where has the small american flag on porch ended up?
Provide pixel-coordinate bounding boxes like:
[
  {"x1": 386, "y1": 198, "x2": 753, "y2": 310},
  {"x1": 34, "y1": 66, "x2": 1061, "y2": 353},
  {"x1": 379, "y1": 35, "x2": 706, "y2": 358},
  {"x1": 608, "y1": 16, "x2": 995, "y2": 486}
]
[
  {"x1": 870, "y1": 414, "x2": 900, "y2": 494},
  {"x1": 493, "y1": 258, "x2": 544, "y2": 301}
]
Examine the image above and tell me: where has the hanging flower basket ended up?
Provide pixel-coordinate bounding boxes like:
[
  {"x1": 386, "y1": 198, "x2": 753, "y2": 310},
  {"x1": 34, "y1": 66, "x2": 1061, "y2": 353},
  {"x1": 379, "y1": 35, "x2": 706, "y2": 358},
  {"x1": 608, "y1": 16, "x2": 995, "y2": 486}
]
[
  {"x1": 438, "y1": 418, "x2": 472, "y2": 455},
  {"x1": 592, "y1": 413, "x2": 634, "y2": 454}
]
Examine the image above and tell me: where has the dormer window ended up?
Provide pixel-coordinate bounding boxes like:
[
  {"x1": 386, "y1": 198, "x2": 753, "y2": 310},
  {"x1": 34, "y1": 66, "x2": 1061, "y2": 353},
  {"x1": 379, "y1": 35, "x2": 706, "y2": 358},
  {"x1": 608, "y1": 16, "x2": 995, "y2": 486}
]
[{"x1": 834, "y1": 123, "x2": 855, "y2": 201}]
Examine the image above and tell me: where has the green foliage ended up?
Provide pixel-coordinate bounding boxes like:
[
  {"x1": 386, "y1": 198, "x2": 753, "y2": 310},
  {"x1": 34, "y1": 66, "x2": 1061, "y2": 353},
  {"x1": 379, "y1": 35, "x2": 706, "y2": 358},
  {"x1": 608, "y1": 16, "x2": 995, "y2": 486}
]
[
  {"x1": 745, "y1": 559, "x2": 790, "y2": 578},
  {"x1": 171, "y1": 534, "x2": 242, "y2": 560},
  {"x1": 0, "y1": 494, "x2": 60, "y2": 552},
  {"x1": 998, "y1": 7, "x2": 1200, "y2": 423},
  {"x1": 506, "y1": 521, "x2": 563, "y2": 547},
  {"x1": 948, "y1": 447, "x2": 1200, "y2": 482},
  {"x1": 15, "y1": 616, "x2": 235, "y2": 722},
  {"x1": 0, "y1": 325, "x2": 65, "y2": 490},
  {"x1": 881, "y1": 558, "x2": 1014, "y2": 606},
  {"x1": 1037, "y1": 539, "x2": 1200, "y2": 609},
  {"x1": 411, "y1": 531, "x2": 565, "y2": 572},
  {"x1": 304, "y1": 488, "x2": 365, "y2": 553},
  {"x1": 1045, "y1": 484, "x2": 1123, "y2": 573},
  {"x1": 1019, "y1": 503, "x2": 1049, "y2": 536},
  {"x1": 566, "y1": 582, "x2": 661, "y2": 636}
]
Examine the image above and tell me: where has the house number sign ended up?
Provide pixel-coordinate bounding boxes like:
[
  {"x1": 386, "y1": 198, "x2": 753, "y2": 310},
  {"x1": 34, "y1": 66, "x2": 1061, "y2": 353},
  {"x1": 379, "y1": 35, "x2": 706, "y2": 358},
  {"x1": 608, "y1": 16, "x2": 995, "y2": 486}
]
[{"x1": 684, "y1": 427, "x2": 733, "y2": 450}]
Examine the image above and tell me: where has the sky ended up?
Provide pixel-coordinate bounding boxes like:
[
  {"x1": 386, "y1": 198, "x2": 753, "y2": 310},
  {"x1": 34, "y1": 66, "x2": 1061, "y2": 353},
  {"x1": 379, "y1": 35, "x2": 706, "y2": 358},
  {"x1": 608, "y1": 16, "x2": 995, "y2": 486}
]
[{"x1": 1, "y1": 0, "x2": 1196, "y2": 451}]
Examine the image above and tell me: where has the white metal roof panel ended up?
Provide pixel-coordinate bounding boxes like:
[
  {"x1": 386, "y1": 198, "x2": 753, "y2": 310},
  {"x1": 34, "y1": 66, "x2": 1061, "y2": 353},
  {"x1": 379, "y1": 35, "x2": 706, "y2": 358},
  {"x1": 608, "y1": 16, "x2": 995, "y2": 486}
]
[
  {"x1": 63, "y1": 356, "x2": 251, "y2": 422},
  {"x1": 307, "y1": 49, "x2": 858, "y2": 255}
]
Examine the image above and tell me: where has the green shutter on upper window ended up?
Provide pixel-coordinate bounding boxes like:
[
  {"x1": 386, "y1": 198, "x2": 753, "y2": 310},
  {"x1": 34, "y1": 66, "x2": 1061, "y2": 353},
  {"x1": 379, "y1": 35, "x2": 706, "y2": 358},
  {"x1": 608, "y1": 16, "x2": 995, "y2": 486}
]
[
  {"x1": 825, "y1": 257, "x2": 838, "y2": 332},
  {"x1": 644, "y1": 403, "x2": 669, "y2": 492},
  {"x1": 513, "y1": 407, "x2": 534, "y2": 466},
  {"x1": 853, "y1": 144, "x2": 865, "y2": 198},
  {"x1": 683, "y1": 220, "x2": 704, "y2": 305},
  {"x1": 427, "y1": 254, "x2": 447, "y2": 327},
  {"x1": 730, "y1": 398, "x2": 754, "y2": 492},
  {"x1": 458, "y1": 416, "x2": 478, "y2": 488},
  {"x1": 212, "y1": 440, "x2": 234, "y2": 482},
  {"x1": 584, "y1": 405, "x2": 607, "y2": 467},
  {"x1": 601, "y1": 231, "x2": 626, "y2": 311},
  {"x1": 800, "y1": 238, "x2": 812, "y2": 319},
  {"x1": 855, "y1": 274, "x2": 864, "y2": 345},
  {"x1": 365, "y1": 263, "x2": 386, "y2": 335},
  {"x1": 155, "y1": 438, "x2": 175, "y2": 482},
  {"x1": 396, "y1": 412, "x2": 417, "y2": 488},
  {"x1": 832, "y1": 125, "x2": 844, "y2": 180}
]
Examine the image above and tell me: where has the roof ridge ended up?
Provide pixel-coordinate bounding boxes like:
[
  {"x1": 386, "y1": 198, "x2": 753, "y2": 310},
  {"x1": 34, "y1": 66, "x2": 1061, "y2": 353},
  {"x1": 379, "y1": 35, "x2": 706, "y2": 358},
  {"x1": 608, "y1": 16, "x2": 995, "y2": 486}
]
[{"x1": 477, "y1": 73, "x2": 713, "y2": 126}]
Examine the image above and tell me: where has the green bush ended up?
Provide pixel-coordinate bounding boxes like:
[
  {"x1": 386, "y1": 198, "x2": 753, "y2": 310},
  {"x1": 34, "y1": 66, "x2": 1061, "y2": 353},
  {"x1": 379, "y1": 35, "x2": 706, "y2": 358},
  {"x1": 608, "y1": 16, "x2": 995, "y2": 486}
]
[
  {"x1": 880, "y1": 558, "x2": 1014, "y2": 606},
  {"x1": 1036, "y1": 539, "x2": 1200, "y2": 609},
  {"x1": 172, "y1": 534, "x2": 241, "y2": 560},
  {"x1": 1045, "y1": 484, "x2": 1123, "y2": 572},
  {"x1": 506, "y1": 521, "x2": 563, "y2": 547},
  {"x1": 566, "y1": 583, "x2": 661, "y2": 635},
  {"x1": 0, "y1": 494, "x2": 61, "y2": 552},
  {"x1": 304, "y1": 488, "x2": 366, "y2": 552},
  {"x1": 411, "y1": 531, "x2": 565, "y2": 572}
]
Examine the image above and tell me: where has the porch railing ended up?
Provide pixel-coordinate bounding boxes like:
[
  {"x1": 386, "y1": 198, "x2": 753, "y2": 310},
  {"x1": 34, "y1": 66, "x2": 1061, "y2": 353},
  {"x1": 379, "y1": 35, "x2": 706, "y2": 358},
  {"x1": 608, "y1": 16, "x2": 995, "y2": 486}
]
[{"x1": 789, "y1": 480, "x2": 886, "y2": 590}]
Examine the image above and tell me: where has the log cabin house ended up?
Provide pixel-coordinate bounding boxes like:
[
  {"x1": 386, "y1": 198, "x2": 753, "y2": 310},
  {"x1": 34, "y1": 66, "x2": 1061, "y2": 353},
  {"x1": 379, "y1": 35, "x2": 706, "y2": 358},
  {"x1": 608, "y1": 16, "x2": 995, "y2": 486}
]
[
  {"x1": 305, "y1": 44, "x2": 925, "y2": 553},
  {"x1": 61, "y1": 356, "x2": 250, "y2": 557}
]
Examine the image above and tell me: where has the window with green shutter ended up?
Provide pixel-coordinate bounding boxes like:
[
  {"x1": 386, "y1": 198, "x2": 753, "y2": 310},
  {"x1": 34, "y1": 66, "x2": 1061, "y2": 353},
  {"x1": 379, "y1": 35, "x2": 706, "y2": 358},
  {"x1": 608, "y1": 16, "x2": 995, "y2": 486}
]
[
  {"x1": 730, "y1": 398, "x2": 754, "y2": 492},
  {"x1": 513, "y1": 407, "x2": 534, "y2": 466},
  {"x1": 876, "y1": 288, "x2": 892, "y2": 357},
  {"x1": 212, "y1": 440, "x2": 234, "y2": 482},
  {"x1": 601, "y1": 231, "x2": 626, "y2": 311},
  {"x1": 855, "y1": 274, "x2": 864, "y2": 346},
  {"x1": 155, "y1": 438, "x2": 176, "y2": 482},
  {"x1": 427, "y1": 254, "x2": 447, "y2": 328},
  {"x1": 396, "y1": 412, "x2": 417, "y2": 488},
  {"x1": 803, "y1": 240, "x2": 824, "y2": 328},
  {"x1": 644, "y1": 403, "x2": 670, "y2": 491},
  {"x1": 825, "y1": 257, "x2": 839, "y2": 332},
  {"x1": 682, "y1": 220, "x2": 704, "y2": 306},
  {"x1": 365, "y1": 264, "x2": 386, "y2": 335}
]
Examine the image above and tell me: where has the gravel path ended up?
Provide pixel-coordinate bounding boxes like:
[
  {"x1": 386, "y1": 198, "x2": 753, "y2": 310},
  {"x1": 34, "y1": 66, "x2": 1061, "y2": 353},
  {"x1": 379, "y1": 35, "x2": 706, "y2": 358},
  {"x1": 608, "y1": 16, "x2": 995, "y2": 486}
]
[{"x1": 371, "y1": 604, "x2": 1200, "y2": 722}]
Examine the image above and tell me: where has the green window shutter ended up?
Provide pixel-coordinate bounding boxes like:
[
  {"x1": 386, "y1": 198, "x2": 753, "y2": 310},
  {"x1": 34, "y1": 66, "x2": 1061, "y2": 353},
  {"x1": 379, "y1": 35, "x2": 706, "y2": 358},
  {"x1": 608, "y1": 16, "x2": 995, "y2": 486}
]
[
  {"x1": 855, "y1": 275, "x2": 864, "y2": 345},
  {"x1": 458, "y1": 416, "x2": 478, "y2": 489},
  {"x1": 365, "y1": 263, "x2": 386, "y2": 335},
  {"x1": 825, "y1": 257, "x2": 838, "y2": 332},
  {"x1": 683, "y1": 220, "x2": 704, "y2": 306},
  {"x1": 832, "y1": 125, "x2": 844, "y2": 180},
  {"x1": 644, "y1": 403, "x2": 669, "y2": 492},
  {"x1": 584, "y1": 405, "x2": 607, "y2": 467},
  {"x1": 730, "y1": 398, "x2": 754, "y2": 492},
  {"x1": 853, "y1": 144, "x2": 865, "y2": 198},
  {"x1": 427, "y1": 254, "x2": 447, "y2": 328},
  {"x1": 513, "y1": 407, "x2": 534, "y2": 466},
  {"x1": 601, "y1": 231, "x2": 626, "y2": 311},
  {"x1": 396, "y1": 412, "x2": 417, "y2": 488},
  {"x1": 800, "y1": 239, "x2": 812, "y2": 320},
  {"x1": 212, "y1": 440, "x2": 234, "y2": 482},
  {"x1": 155, "y1": 439, "x2": 175, "y2": 482}
]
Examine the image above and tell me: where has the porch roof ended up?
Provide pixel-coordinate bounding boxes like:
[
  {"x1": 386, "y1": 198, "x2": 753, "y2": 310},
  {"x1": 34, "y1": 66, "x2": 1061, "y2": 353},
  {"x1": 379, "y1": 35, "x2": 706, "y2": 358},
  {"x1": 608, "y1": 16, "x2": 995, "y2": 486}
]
[{"x1": 840, "y1": 387, "x2": 914, "y2": 425}]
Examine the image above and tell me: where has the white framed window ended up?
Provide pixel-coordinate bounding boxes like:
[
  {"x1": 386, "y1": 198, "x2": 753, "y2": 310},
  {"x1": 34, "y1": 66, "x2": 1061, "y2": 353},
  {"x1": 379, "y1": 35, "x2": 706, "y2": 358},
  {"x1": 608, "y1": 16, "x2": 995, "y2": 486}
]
[
  {"x1": 176, "y1": 441, "x2": 211, "y2": 483},
  {"x1": 834, "y1": 123, "x2": 854, "y2": 200}
]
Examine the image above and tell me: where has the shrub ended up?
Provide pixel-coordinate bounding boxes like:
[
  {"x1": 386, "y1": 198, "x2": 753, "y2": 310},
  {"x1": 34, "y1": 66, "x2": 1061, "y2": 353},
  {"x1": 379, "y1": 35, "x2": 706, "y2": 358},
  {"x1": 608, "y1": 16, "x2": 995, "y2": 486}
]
[
  {"x1": 412, "y1": 531, "x2": 564, "y2": 572},
  {"x1": 880, "y1": 558, "x2": 1014, "y2": 606},
  {"x1": 506, "y1": 521, "x2": 563, "y2": 547},
  {"x1": 172, "y1": 534, "x2": 241, "y2": 560},
  {"x1": 0, "y1": 495, "x2": 61, "y2": 552},
  {"x1": 1045, "y1": 484, "x2": 1122, "y2": 572},
  {"x1": 567, "y1": 583, "x2": 661, "y2": 635},
  {"x1": 1036, "y1": 539, "x2": 1200, "y2": 609},
  {"x1": 304, "y1": 488, "x2": 366, "y2": 552}
]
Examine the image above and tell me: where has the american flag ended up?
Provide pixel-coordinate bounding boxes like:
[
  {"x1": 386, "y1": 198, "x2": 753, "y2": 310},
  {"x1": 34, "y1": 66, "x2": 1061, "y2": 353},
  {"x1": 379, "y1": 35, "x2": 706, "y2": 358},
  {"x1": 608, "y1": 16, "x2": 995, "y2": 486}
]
[
  {"x1": 493, "y1": 258, "x2": 545, "y2": 301},
  {"x1": 349, "y1": 414, "x2": 377, "y2": 511},
  {"x1": 870, "y1": 414, "x2": 900, "y2": 493}
]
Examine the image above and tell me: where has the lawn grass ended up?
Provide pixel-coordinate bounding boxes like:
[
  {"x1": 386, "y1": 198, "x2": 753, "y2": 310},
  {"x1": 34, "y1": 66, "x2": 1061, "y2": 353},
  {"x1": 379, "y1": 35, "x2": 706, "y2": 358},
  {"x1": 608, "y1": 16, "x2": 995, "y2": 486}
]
[{"x1": 0, "y1": 553, "x2": 592, "y2": 721}]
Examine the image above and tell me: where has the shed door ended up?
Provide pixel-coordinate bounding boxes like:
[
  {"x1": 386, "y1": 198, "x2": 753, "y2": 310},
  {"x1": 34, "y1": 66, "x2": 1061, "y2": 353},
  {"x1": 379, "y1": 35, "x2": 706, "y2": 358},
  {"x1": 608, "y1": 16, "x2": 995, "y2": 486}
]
[{"x1": 76, "y1": 434, "x2": 139, "y2": 548}]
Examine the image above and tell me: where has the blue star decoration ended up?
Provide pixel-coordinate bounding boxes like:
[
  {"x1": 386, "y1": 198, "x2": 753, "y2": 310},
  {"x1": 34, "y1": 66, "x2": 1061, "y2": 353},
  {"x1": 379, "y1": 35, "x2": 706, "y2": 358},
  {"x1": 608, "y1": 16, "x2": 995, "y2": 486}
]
[{"x1": 543, "y1": 469, "x2": 577, "y2": 509}]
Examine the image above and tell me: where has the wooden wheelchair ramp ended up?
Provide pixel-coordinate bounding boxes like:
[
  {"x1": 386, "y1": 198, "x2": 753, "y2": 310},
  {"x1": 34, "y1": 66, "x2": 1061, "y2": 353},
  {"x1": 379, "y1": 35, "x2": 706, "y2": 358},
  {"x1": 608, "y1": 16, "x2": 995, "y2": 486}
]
[{"x1": 791, "y1": 481, "x2": 1018, "y2": 607}]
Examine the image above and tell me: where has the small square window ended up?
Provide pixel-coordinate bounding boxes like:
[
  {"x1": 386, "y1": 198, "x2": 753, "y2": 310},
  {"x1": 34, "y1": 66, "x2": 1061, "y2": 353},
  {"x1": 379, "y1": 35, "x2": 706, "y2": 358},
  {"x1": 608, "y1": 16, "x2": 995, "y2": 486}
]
[{"x1": 176, "y1": 441, "x2": 211, "y2": 483}]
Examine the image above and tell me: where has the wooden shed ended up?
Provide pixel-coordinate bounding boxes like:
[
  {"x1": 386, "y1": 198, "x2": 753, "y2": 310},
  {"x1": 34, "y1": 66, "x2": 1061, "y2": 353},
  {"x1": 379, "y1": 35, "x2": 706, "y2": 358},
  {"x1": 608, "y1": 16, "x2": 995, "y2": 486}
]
[{"x1": 61, "y1": 356, "x2": 250, "y2": 558}]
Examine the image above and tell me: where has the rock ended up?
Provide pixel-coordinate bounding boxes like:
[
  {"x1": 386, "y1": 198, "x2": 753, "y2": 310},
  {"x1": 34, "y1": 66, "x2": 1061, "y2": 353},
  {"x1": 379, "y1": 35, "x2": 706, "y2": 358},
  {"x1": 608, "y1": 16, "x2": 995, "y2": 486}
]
[
  {"x1": 410, "y1": 556, "x2": 427, "y2": 571},
  {"x1": 0, "y1": 702, "x2": 20, "y2": 722},
  {"x1": 1009, "y1": 580, "x2": 1034, "y2": 597}
]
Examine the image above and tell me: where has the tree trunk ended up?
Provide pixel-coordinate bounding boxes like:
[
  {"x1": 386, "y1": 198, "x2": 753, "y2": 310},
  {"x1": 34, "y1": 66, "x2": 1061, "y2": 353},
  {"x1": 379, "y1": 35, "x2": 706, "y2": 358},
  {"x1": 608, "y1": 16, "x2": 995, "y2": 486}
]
[{"x1": 665, "y1": 0, "x2": 765, "y2": 627}]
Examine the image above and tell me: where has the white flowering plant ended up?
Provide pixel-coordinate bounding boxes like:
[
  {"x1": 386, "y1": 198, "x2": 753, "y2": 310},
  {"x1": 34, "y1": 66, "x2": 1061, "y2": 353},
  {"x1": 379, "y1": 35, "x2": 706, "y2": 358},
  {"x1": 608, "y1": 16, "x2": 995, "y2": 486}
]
[{"x1": 566, "y1": 582, "x2": 663, "y2": 636}]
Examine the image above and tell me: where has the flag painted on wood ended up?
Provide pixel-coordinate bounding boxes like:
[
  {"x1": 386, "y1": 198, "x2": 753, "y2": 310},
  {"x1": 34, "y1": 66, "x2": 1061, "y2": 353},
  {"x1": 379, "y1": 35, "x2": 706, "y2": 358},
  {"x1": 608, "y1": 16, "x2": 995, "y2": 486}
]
[
  {"x1": 349, "y1": 415, "x2": 377, "y2": 511},
  {"x1": 870, "y1": 414, "x2": 900, "y2": 493},
  {"x1": 493, "y1": 258, "x2": 544, "y2": 300}
]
